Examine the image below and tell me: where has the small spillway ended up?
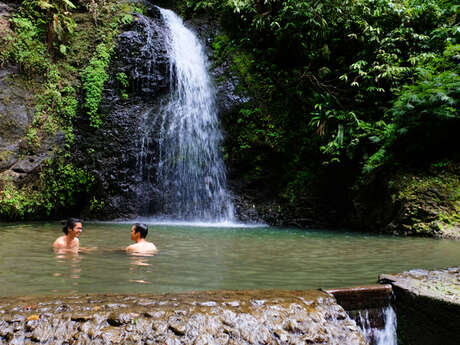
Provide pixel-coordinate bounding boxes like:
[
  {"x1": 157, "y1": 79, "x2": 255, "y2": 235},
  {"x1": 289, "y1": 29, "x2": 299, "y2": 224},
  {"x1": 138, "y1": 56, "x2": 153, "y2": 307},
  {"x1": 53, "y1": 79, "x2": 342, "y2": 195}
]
[
  {"x1": 356, "y1": 305, "x2": 397, "y2": 345},
  {"x1": 326, "y1": 284, "x2": 397, "y2": 345},
  {"x1": 143, "y1": 8, "x2": 234, "y2": 223}
]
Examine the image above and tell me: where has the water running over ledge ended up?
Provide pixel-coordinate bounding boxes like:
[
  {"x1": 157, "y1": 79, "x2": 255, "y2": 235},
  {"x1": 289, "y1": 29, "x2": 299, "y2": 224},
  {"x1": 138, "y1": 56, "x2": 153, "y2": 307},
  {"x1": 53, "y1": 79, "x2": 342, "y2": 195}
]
[
  {"x1": 358, "y1": 306, "x2": 397, "y2": 345},
  {"x1": 141, "y1": 8, "x2": 234, "y2": 223}
]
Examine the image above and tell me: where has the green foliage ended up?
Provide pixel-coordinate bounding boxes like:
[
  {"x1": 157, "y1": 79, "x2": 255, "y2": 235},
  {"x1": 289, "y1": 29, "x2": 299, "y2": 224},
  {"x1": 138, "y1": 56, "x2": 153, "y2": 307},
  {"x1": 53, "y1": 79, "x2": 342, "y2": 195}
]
[
  {"x1": 285, "y1": 170, "x2": 315, "y2": 203},
  {"x1": 33, "y1": 67, "x2": 78, "y2": 142},
  {"x1": 0, "y1": 161, "x2": 94, "y2": 219},
  {"x1": 116, "y1": 72, "x2": 129, "y2": 100},
  {"x1": 0, "y1": 0, "x2": 143, "y2": 219},
  {"x1": 189, "y1": 0, "x2": 459, "y2": 202},
  {"x1": 2, "y1": 1, "x2": 79, "y2": 144},
  {"x1": 0, "y1": 180, "x2": 42, "y2": 219},
  {"x1": 6, "y1": 16, "x2": 49, "y2": 75},
  {"x1": 81, "y1": 43, "x2": 113, "y2": 128},
  {"x1": 89, "y1": 196, "x2": 105, "y2": 213},
  {"x1": 80, "y1": 0, "x2": 138, "y2": 127},
  {"x1": 42, "y1": 161, "x2": 95, "y2": 210},
  {"x1": 20, "y1": 0, "x2": 76, "y2": 54},
  {"x1": 365, "y1": 42, "x2": 460, "y2": 171},
  {"x1": 26, "y1": 127, "x2": 39, "y2": 146}
]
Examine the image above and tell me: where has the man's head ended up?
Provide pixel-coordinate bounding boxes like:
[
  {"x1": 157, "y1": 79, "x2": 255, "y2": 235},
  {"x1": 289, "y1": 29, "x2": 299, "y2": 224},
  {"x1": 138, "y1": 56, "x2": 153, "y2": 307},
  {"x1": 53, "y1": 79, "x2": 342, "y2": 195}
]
[
  {"x1": 131, "y1": 223, "x2": 148, "y2": 240},
  {"x1": 62, "y1": 218, "x2": 83, "y2": 235}
]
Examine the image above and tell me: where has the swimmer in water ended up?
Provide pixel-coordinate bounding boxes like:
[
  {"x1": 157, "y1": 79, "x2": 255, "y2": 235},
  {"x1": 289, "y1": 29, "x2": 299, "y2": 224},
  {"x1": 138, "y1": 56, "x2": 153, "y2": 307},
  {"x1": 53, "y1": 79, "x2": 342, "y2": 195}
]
[
  {"x1": 126, "y1": 223, "x2": 158, "y2": 255},
  {"x1": 53, "y1": 218, "x2": 83, "y2": 252}
]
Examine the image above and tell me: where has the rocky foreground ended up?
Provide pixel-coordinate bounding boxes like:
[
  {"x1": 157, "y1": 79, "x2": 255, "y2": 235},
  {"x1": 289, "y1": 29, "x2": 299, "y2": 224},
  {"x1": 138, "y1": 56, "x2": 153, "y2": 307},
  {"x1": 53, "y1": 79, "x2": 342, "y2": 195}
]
[{"x1": 0, "y1": 289, "x2": 367, "y2": 345}]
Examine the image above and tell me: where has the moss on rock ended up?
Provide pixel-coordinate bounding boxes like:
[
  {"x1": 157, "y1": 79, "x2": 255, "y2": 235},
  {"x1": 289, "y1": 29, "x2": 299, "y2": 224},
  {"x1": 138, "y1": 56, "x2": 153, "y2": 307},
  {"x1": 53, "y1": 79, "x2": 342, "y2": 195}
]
[
  {"x1": 391, "y1": 164, "x2": 460, "y2": 239},
  {"x1": 0, "y1": 0, "x2": 145, "y2": 220},
  {"x1": 351, "y1": 162, "x2": 459, "y2": 239}
]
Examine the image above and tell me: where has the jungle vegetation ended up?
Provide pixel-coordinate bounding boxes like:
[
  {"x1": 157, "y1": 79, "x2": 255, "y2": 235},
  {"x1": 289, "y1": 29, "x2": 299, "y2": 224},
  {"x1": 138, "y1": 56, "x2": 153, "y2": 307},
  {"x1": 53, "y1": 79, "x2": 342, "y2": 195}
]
[
  {"x1": 0, "y1": 0, "x2": 458, "y2": 224},
  {"x1": 0, "y1": 0, "x2": 140, "y2": 218},
  {"x1": 182, "y1": 0, "x2": 459, "y2": 205}
]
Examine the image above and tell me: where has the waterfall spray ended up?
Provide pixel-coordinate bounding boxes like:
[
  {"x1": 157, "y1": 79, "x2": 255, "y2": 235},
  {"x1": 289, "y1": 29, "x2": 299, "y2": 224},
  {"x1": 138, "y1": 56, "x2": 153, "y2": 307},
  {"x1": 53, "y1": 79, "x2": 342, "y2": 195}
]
[{"x1": 149, "y1": 8, "x2": 234, "y2": 222}]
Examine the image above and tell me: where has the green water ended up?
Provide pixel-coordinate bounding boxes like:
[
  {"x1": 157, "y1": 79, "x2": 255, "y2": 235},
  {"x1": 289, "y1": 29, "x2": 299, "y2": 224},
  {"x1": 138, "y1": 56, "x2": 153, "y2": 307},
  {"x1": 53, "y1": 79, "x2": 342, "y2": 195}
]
[{"x1": 0, "y1": 222, "x2": 459, "y2": 296}]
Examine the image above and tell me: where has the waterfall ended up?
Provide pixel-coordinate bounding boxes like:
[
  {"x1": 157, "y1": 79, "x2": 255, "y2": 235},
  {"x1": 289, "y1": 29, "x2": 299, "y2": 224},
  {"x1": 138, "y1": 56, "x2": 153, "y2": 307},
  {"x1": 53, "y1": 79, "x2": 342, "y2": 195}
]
[
  {"x1": 357, "y1": 305, "x2": 397, "y2": 345},
  {"x1": 143, "y1": 8, "x2": 234, "y2": 222}
]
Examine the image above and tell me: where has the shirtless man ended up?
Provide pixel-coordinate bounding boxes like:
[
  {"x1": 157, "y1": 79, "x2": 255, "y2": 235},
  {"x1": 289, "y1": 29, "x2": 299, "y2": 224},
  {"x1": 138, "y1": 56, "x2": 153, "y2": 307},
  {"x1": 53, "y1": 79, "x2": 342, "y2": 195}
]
[
  {"x1": 126, "y1": 223, "x2": 158, "y2": 255},
  {"x1": 53, "y1": 218, "x2": 83, "y2": 251}
]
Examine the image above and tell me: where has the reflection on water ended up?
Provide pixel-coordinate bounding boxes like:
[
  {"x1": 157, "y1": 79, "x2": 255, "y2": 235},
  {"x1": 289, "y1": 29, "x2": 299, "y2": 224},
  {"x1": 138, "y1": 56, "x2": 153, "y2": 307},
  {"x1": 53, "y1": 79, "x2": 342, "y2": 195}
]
[
  {"x1": 0, "y1": 222, "x2": 459, "y2": 296},
  {"x1": 52, "y1": 249, "x2": 82, "y2": 293},
  {"x1": 128, "y1": 256, "x2": 153, "y2": 285},
  {"x1": 130, "y1": 257, "x2": 152, "y2": 266}
]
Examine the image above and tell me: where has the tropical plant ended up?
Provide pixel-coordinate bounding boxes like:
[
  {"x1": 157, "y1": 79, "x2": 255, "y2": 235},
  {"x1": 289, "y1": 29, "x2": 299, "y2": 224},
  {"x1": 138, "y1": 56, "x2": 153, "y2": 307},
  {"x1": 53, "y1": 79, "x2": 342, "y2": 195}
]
[
  {"x1": 20, "y1": 0, "x2": 76, "y2": 54},
  {"x1": 186, "y1": 0, "x2": 460, "y2": 202}
]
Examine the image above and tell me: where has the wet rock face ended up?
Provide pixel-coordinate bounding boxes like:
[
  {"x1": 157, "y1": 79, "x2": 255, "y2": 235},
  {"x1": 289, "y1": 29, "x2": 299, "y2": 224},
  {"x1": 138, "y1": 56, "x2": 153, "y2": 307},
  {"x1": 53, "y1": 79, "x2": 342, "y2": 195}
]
[
  {"x1": 0, "y1": 2, "x2": 15, "y2": 34},
  {"x1": 108, "y1": 8, "x2": 170, "y2": 99},
  {"x1": 0, "y1": 290, "x2": 367, "y2": 345},
  {"x1": 73, "y1": 8, "x2": 171, "y2": 219},
  {"x1": 186, "y1": 14, "x2": 249, "y2": 120},
  {"x1": 74, "y1": 7, "x2": 256, "y2": 220},
  {"x1": 0, "y1": 65, "x2": 62, "y2": 191}
]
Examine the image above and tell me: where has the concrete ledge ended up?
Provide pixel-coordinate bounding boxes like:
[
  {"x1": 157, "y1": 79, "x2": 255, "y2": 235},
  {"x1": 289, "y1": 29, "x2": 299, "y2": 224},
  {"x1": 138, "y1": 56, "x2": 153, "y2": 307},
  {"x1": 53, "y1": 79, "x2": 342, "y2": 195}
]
[
  {"x1": 379, "y1": 267, "x2": 460, "y2": 345},
  {"x1": 324, "y1": 284, "x2": 394, "y2": 344},
  {"x1": 326, "y1": 284, "x2": 393, "y2": 311}
]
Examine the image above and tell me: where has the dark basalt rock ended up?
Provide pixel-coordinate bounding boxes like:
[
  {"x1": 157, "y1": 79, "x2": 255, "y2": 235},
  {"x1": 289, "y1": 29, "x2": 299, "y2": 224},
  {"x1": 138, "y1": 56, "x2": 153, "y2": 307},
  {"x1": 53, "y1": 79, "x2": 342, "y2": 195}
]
[
  {"x1": 0, "y1": 65, "x2": 63, "y2": 192},
  {"x1": 0, "y1": 5, "x2": 65, "y2": 200},
  {"x1": 73, "y1": 8, "x2": 171, "y2": 219},
  {"x1": 108, "y1": 7, "x2": 170, "y2": 99},
  {"x1": 74, "y1": 6, "x2": 257, "y2": 220},
  {"x1": 185, "y1": 12, "x2": 250, "y2": 119}
]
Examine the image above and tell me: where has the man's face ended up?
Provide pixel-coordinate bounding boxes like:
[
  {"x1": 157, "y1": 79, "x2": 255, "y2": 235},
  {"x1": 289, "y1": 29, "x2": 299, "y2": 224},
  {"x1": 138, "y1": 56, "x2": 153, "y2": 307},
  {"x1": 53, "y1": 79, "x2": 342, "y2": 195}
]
[
  {"x1": 130, "y1": 226, "x2": 138, "y2": 241},
  {"x1": 71, "y1": 222, "x2": 83, "y2": 237}
]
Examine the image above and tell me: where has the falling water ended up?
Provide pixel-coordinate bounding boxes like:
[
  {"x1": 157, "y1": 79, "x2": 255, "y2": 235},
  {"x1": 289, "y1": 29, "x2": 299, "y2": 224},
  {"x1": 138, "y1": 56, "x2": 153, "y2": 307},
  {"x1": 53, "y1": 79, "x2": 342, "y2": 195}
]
[
  {"x1": 150, "y1": 8, "x2": 234, "y2": 222},
  {"x1": 357, "y1": 305, "x2": 397, "y2": 345}
]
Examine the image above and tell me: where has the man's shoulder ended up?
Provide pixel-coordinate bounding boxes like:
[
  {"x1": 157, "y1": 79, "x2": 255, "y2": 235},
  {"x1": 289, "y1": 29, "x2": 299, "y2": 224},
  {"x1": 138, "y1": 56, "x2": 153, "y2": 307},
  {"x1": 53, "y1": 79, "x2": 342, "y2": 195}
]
[
  {"x1": 143, "y1": 241, "x2": 157, "y2": 250},
  {"x1": 126, "y1": 241, "x2": 157, "y2": 253},
  {"x1": 126, "y1": 243, "x2": 138, "y2": 250},
  {"x1": 53, "y1": 235, "x2": 66, "y2": 247},
  {"x1": 126, "y1": 243, "x2": 143, "y2": 252},
  {"x1": 53, "y1": 235, "x2": 78, "y2": 248}
]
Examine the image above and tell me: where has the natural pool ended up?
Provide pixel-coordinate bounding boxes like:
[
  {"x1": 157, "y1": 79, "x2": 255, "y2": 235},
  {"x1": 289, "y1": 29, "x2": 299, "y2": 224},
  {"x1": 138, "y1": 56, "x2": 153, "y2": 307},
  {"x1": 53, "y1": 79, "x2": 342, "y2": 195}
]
[{"x1": 0, "y1": 222, "x2": 459, "y2": 296}]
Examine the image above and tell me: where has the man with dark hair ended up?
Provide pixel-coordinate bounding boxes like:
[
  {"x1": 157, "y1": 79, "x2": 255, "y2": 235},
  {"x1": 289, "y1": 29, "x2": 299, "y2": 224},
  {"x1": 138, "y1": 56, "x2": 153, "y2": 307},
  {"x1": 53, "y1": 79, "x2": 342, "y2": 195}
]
[
  {"x1": 53, "y1": 218, "x2": 83, "y2": 251},
  {"x1": 126, "y1": 223, "x2": 158, "y2": 254}
]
